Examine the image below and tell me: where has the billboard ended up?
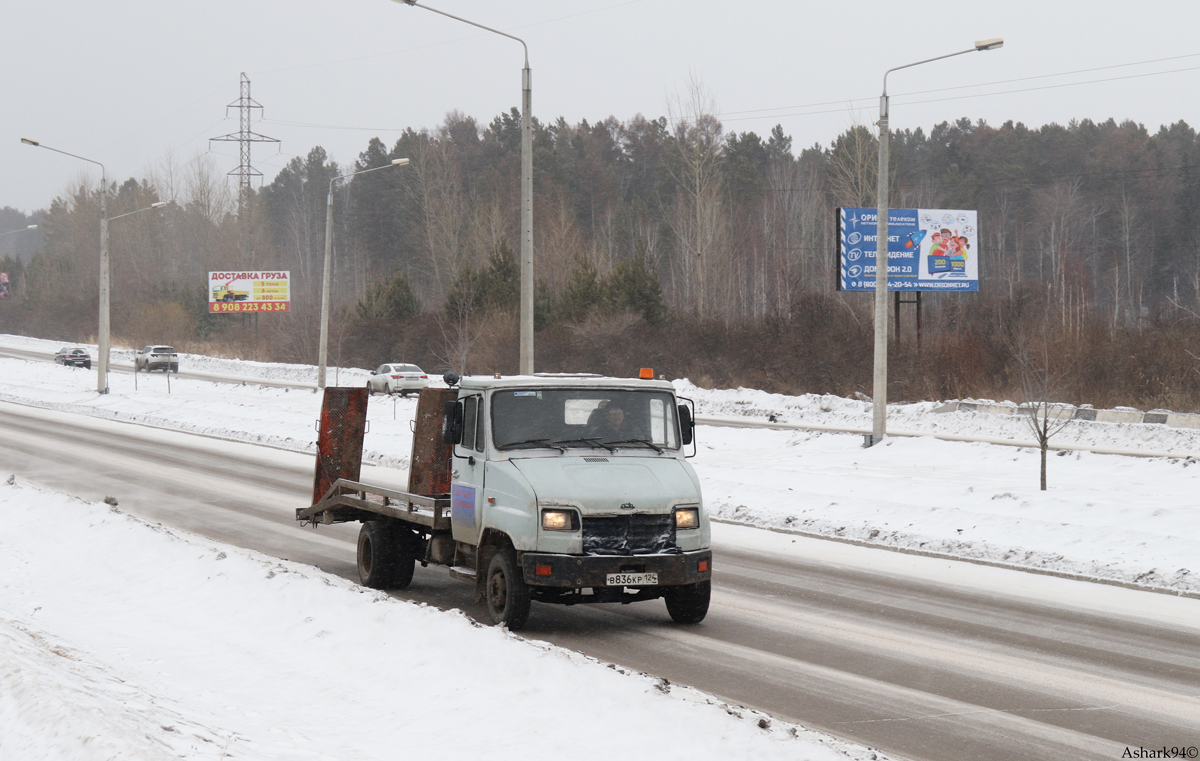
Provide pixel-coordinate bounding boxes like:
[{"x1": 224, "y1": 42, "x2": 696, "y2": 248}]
[
  {"x1": 0, "y1": 272, "x2": 8, "y2": 298},
  {"x1": 837, "y1": 207, "x2": 979, "y2": 292},
  {"x1": 208, "y1": 271, "x2": 290, "y2": 313}
]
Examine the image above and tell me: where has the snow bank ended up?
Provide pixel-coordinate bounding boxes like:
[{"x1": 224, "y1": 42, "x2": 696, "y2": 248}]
[
  {"x1": 0, "y1": 333, "x2": 373, "y2": 387},
  {"x1": 0, "y1": 481, "x2": 867, "y2": 761},
  {"x1": 696, "y1": 427, "x2": 1200, "y2": 594},
  {"x1": 677, "y1": 380, "x2": 1200, "y2": 456},
  {"x1": 0, "y1": 347, "x2": 417, "y2": 469}
]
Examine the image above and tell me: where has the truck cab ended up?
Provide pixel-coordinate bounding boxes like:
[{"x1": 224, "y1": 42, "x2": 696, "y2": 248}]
[{"x1": 441, "y1": 374, "x2": 710, "y2": 627}]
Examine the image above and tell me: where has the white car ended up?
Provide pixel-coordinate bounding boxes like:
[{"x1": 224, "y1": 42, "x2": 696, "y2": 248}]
[
  {"x1": 135, "y1": 345, "x2": 179, "y2": 373},
  {"x1": 366, "y1": 363, "x2": 429, "y2": 397}
]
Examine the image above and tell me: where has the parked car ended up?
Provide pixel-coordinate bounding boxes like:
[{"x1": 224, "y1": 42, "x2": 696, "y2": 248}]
[
  {"x1": 365, "y1": 363, "x2": 429, "y2": 396},
  {"x1": 54, "y1": 347, "x2": 91, "y2": 369},
  {"x1": 135, "y1": 345, "x2": 179, "y2": 373}
]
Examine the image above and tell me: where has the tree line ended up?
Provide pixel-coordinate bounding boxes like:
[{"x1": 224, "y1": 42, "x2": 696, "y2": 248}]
[{"x1": 3, "y1": 93, "x2": 1200, "y2": 410}]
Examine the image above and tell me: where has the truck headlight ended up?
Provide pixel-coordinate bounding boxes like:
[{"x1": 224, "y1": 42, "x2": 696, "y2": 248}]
[
  {"x1": 541, "y1": 509, "x2": 576, "y2": 531},
  {"x1": 675, "y1": 507, "x2": 699, "y2": 529}
]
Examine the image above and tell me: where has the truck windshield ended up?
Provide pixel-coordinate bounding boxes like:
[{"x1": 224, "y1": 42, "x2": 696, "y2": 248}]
[{"x1": 492, "y1": 388, "x2": 680, "y2": 452}]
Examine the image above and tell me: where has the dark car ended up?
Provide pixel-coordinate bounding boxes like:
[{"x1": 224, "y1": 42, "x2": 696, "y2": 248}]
[
  {"x1": 135, "y1": 345, "x2": 179, "y2": 373},
  {"x1": 54, "y1": 347, "x2": 91, "y2": 369}
]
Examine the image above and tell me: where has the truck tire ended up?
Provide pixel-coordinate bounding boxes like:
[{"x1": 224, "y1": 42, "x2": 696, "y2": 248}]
[
  {"x1": 664, "y1": 580, "x2": 710, "y2": 624},
  {"x1": 390, "y1": 526, "x2": 417, "y2": 590},
  {"x1": 357, "y1": 521, "x2": 397, "y2": 589},
  {"x1": 485, "y1": 547, "x2": 531, "y2": 630}
]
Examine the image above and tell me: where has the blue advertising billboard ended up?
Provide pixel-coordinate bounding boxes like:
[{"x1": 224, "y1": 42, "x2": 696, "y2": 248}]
[{"x1": 837, "y1": 207, "x2": 979, "y2": 292}]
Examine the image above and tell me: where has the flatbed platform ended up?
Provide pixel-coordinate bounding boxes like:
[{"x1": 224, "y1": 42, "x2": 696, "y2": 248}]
[{"x1": 296, "y1": 478, "x2": 451, "y2": 531}]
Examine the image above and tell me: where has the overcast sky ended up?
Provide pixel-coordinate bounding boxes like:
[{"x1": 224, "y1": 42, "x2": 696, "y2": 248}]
[{"x1": 3, "y1": 0, "x2": 1199, "y2": 213}]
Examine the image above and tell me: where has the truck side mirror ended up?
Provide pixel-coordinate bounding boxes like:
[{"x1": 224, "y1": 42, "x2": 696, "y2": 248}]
[
  {"x1": 678, "y1": 404, "x2": 694, "y2": 446},
  {"x1": 443, "y1": 400, "x2": 464, "y2": 445}
]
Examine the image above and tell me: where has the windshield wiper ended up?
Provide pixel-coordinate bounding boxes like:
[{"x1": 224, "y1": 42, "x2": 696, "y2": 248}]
[
  {"x1": 552, "y1": 436, "x2": 615, "y2": 453},
  {"x1": 604, "y1": 438, "x2": 664, "y2": 453},
  {"x1": 501, "y1": 438, "x2": 565, "y2": 453}
]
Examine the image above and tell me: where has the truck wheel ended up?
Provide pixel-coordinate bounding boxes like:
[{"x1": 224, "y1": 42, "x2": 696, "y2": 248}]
[
  {"x1": 357, "y1": 521, "x2": 397, "y2": 589},
  {"x1": 664, "y1": 580, "x2": 710, "y2": 624},
  {"x1": 485, "y1": 547, "x2": 531, "y2": 630},
  {"x1": 390, "y1": 526, "x2": 417, "y2": 590}
]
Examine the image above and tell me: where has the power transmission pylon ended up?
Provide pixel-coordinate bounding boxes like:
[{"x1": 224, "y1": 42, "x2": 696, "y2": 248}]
[{"x1": 210, "y1": 72, "x2": 279, "y2": 215}]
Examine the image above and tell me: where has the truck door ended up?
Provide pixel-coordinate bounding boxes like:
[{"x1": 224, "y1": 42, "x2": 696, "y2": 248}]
[{"x1": 450, "y1": 392, "x2": 486, "y2": 543}]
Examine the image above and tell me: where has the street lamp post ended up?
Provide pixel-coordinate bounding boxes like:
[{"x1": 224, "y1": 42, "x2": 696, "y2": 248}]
[
  {"x1": 0, "y1": 224, "x2": 38, "y2": 238},
  {"x1": 394, "y1": 0, "x2": 534, "y2": 375},
  {"x1": 109, "y1": 201, "x2": 166, "y2": 223},
  {"x1": 21, "y1": 137, "x2": 111, "y2": 393},
  {"x1": 318, "y1": 158, "x2": 410, "y2": 389},
  {"x1": 867, "y1": 38, "x2": 1003, "y2": 447}
]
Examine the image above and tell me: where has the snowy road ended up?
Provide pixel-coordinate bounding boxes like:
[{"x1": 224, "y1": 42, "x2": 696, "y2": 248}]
[{"x1": 3, "y1": 399, "x2": 1196, "y2": 761}]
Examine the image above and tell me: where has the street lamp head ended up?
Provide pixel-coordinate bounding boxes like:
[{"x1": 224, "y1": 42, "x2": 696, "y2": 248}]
[
  {"x1": 20, "y1": 137, "x2": 40, "y2": 147},
  {"x1": 151, "y1": 201, "x2": 167, "y2": 208},
  {"x1": 391, "y1": 158, "x2": 410, "y2": 166},
  {"x1": 27, "y1": 225, "x2": 38, "y2": 230},
  {"x1": 975, "y1": 37, "x2": 1004, "y2": 51}
]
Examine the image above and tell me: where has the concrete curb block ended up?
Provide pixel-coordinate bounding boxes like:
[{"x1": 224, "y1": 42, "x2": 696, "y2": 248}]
[{"x1": 940, "y1": 401, "x2": 1200, "y2": 430}]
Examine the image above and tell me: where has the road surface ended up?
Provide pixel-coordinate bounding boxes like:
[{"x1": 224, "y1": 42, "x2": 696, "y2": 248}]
[{"x1": 2, "y1": 400, "x2": 1197, "y2": 761}]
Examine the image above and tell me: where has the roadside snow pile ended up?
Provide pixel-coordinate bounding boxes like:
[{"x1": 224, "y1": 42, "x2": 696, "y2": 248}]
[
  {"x1": 0, "y1": 481, "x2": 867, "y2": 761},
  {"x1": 0, "y1": 333, "x2": 374, "y2": 387},
  {"x1": 0, "y1": 351, "x2": 417, "y2": 469},
  {"x1": 699, "y1": 427, "x2": 1200, "y2": 594},
  {"x1": 678, "y1": 381, "x2": 1200, "y2": 456}
]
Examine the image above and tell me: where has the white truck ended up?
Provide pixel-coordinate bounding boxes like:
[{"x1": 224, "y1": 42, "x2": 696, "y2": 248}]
[{"x1": 297, "y1": 371, "x2": 711, "y2": 631}]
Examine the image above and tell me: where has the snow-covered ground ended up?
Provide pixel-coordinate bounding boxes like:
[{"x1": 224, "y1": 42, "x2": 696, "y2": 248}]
[
  {"x1": 0, "y1": 481, "x2": 872, "y2": 761},
  {"x1": 0, "y1": 332, "x2": 1196, "y2": 595},
  {"x1": 0, "y1": 333, "x2": 370, "y2": 388},
  {"x1": 682, "y1": 380, "x2": 1200, "y2": 456}
]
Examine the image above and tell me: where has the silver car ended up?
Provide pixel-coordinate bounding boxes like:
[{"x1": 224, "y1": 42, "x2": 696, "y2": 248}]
[
  {"x1": 135, "y1": 345, "x2": 179, "y2": 373},
  {"x1": 366, "y1": 363, "x2": 429, "y2": 397}
]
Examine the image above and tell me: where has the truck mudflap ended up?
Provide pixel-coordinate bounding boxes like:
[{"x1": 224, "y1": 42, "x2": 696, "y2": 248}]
[{"x1": 520, "y1": 550, "x2": 711, "y2": 588}]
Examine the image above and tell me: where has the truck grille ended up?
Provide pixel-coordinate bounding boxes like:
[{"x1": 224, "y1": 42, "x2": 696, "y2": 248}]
[{"x1": 582, "y1": 514, "x2": 677, "y2": 556}]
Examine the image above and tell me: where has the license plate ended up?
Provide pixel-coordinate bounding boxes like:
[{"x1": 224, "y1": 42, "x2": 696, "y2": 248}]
[{"x1": 606, "y1": 572, "x2": 658, "y2": 586}]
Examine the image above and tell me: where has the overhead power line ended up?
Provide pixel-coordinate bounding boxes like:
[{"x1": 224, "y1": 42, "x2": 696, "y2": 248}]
[
  {"x1": 722, "y1": 51, "x2": 1200, "y2": 119},
  {"x1": 722, "y1": 56, "x2": 1200, "y2": 124}
]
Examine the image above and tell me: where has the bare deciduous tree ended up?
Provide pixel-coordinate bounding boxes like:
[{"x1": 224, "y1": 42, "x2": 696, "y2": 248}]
[
  {"x1": 664, "y1": 73, "x2": 726, "y2": 317},
  {"x1": 1013, "y1": 329, "x2": 1076, "y2": 491},
  {"x1": 432, "y1": 298, "x2": 484, "y2": 376}
]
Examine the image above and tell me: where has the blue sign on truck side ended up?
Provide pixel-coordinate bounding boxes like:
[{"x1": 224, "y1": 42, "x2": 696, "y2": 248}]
[{"x1": 837, "y1": 207, "x2": 979, "y2": 292}]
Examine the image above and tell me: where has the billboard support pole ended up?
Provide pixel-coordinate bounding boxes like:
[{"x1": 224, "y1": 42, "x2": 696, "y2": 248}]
[
  {"x1": 867, "y1": 39, "x2": 1003, "y2": 447},
  {"x1": 917, "y1": 292, "x2": 923, "y2": 353},
  {"x1": 894, "y1": 291, "x2": 901, "y2": 349}
]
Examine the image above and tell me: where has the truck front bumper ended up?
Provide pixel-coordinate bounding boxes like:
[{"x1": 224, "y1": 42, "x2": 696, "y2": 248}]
[{"x1": 520, "y1": 549, "x2": 712, "y2": 588}]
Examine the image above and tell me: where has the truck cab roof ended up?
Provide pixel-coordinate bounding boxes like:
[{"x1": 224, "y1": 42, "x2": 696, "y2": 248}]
[{"x1": 456, "y1": 373, "x2": 675, "y2": 392}]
